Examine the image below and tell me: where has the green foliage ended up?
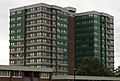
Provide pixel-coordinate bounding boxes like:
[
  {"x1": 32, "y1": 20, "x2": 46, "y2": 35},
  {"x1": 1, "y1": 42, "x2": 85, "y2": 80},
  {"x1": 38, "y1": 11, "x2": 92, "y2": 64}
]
[
  {"x1": 114, "y1": 66, "x2": 120, "y2": 77},
  {"x1": 76, "y1": 57, "x2": 113, "y2": 76}
]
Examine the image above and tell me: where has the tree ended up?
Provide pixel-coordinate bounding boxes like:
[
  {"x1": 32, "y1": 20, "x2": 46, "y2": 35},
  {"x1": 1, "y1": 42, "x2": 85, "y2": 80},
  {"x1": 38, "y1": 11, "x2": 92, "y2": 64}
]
[
  {"x1": 114, "y1": 66, "x2": 120, "y2": 77},
  {"x1": 76, "y1": 57, "x2": 113, "y2": 76}
]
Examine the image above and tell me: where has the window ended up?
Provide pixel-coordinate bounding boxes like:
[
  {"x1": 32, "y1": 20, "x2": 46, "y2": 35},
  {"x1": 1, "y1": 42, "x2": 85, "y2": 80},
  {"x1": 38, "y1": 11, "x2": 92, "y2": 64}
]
[
  {"x1": 94, "y1": 32, "x2": 98, "y2": 35},
  {"x1": 37, "y1": 46, "x2": 41, "y2": 49},
  {"x1": 37, "y1": 59, "x2": 41, "y2": 62},
  {"x1": 30, "y1": 40, "x2": 34, "y2": 43},
  {"x1": 37, "y1": 20, "x2": 41, "y2": 23},
  {"x1": 94, "y1": 38, "x2": 98, "y2": 41},
  {"x1": 30, "y1": 8, "x2": 35, "y2": 11},
  {"x1": 37, "y1": 32, "x2": 41, "y2": 36},
  {"x1": 11, "y1": 48, "x2": 15, "y2": 52},
  {"x1": 30, "y1": 20, "x2": 36, "y2": 24},
  {"x1": 11, "y1": 24, "x2": 15, "y2": 27},
  {"x1": 94, "y1": 14, "x2": 98, "y2": 17},
  {"x1": 30, "y1": 59, "x2": 34, "y2": 63},
  {"x1": 11, "y1": 18, "x2": 15, "y2": 21},
  {"x1": 0, "y1": 71, "x2": 10, "y2": 76},
  {"x1": 17, "y1": 17, "x2": 22, "y2": 20},
  {"x1": 11, "y1": 12, "x2": 15, "y2": 15},
  {"x1": 30, "y1": 53, "x2": 34, "y2": 56},
  {"x1": 17, "y1": 35, "x2": 21, "y2": 39},
  {"x1": 94, "y1": 49, "x2": 98, "y2": 53},
  {"x1": 37, "y1": 52, "x2": 41, "y2": 56},
  {"x1": 11, "y1": 30, "x2": 15, "y2": 33},
  {"x1": 53, "y1": 21, "x2": 56, "y2": 25},
  {"x1": 37, "y1": 39, "x2": 41, "y2": 43},
  {"x1": 17, "y1": 23, "x2": 21, "y2": 27},
  {"x1": 94, "y1": 44, "x2": 98, "y2": 47},
  {"x1": 17, "y1": 48, "x2": 22, "y2": 51},
  {"x1": 17, "y1": 29, "x2": 21, "y2": 32},
  {"x1": 17, "y1": 10, "x2": 22, "y2": 14},
  {"x1": 12, "y1": 71, "x2": 22, "y2": 76},
  {"x1": 30, "y1": 14, "x2": 35, "y2": 18},
  {"x1": 17, "y1": 42, "x2": 21, "y2": 45},
  {"x1": 11, "y1": 36, "x2": 15, "y2": 39},
  {"x1": 30, "y1": 46, "x2": 35, "y2": 50},
  {"x1": 30, "y1": 33, "x2": 35, "y2": 37}
]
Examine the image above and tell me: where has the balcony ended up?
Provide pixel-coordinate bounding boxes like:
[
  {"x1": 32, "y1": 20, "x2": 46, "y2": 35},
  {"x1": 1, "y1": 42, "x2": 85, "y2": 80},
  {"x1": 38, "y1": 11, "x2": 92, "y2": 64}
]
[
  {"x1": 107, "y1": 59, "x2": 114, "y2": 63},
  {"x1": 26, "y1": 62, "x2": 51, "y2": 66},
  {"x1": 57, "y1": 50, "x2": 63, "y2": 54},
  {"x1": 107, "y1": 42, "x2": 114, "y2": 45},
  {"x1": 52, "y1": 17, "x2": 56, "y2": 21},
  {"x1": 107, "y1": 65, "x2": 114, "y2": 69},
  {"x1": 107, "y1": 54, "x2": 114, "y2": 57},
  {"x1": 57, "y1": 63, "x2": 68, "y2": 67},
  {"x1": 26, "y1": 16, "x2": 51, "y2": 21},
  {"x1": 10, "y1": 57, "x2": 24, "y2": 60},
  {"x1": 51, "y1": 37, "x2": 56, "y2": 40},
  {"x1": 10, "y1": 63, "x2": 24, "y2": 66},
  {"x1": 26, "y1": 49, "x2": 51, "y2": 53},
  {"x1": 11, "y1": 38, "x2": 24, "y2": 41},
  {"x1": 26, "y1": 23, "x2": 51, "y2": 27},
  {"x1": 26, "y1": 36, "x2": 51, "y2": 40},
  {"x1": 107, "y1": 20, "x2": 113, "y2": 24},
  {"x1": 10, "y1": 51, "x2": 24, "y2": 54},
  {"x1": 57, "y1": 69, "x2": 68, "y2": 73},
  {"x1": 52, "y1": 11, "x2": 56, "y2": 15},
  {"x1": 26, "y1": 42, "x2": 51, "y2": 46},
  {"x1": 107, "y1": 48, "x2": 114, "y2": 51},
  {"x1": 51, "y1": 56, "x2": 56, "y2": 59},
  {"x1": 26, "y1": 10, "x2": 51, "y2": 14},
  {"x1": 51, "y1": 49, "x2": 56, "y2": 53},
  {"x1": 51, "y1": 24, "x2": 56, "y2": 28},
  {"x1": 26, "y1": 55, "x2": 51, "y2": 59},
  {"x1": 57, "y1": 56, "x2": 63, "y2": 60},
  {"x1": 106, "y1": 25, "x2": 114, "y2": 29},
  {"x1": 106, "y1": 31, "x2": 114, "y2": 34},
  {"x1": 51, "y1": 30, "x2": 56, "y2": 34},
  {"x1": 106, "y1": 37, "x2": 114, "y2": 40},
  {"x1": 12, "y1": 44, "x2": 24, "y2": 47},
  {"x1": 52, "y1": 43, "x2": 57, "y2": 46},
  {"x1": 26, "y1": 29, "x2": 51, "y2": 33}
]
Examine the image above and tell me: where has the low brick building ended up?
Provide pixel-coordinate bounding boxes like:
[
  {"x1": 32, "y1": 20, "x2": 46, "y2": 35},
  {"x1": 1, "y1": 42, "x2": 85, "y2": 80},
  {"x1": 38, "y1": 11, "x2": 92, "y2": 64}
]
[
  {"x1": 0, "y1": 65, "x2": 120, "y2": 81},
  {"x1": 0, "y1": 65, "x2": 52, "y2": 81}
]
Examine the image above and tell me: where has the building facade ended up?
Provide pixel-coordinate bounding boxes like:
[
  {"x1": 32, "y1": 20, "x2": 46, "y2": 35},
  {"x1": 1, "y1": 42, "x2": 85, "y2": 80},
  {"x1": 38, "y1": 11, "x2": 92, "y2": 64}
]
[
  {"x1": 9, "y1": 3, "x2": 76, "y2": 75},
  {"x1": 0, "y1": 65, "x2": 120, "y2": 81},
  {"x1": 0, "y1": 65, "x2": 52, "y2": 81},
  {"x1": 75, "y1": 11, "x2": 114, "y2": 71},
  {"x1": 9, "y1": 3, "x2": 114, "y2": 75}
]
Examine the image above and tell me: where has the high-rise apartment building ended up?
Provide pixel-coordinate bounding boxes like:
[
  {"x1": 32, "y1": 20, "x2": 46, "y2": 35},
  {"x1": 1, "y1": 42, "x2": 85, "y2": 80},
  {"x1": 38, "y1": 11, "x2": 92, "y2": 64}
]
[
  {"x1": 75, "y1": 11, "x2": 114, "y2": 71},
  {"x1": 9, "y1": 3, "x2": 114, "y2": 75},
  {"x1": 9, "y1": 3, "x2": 76, "y2": 75}
]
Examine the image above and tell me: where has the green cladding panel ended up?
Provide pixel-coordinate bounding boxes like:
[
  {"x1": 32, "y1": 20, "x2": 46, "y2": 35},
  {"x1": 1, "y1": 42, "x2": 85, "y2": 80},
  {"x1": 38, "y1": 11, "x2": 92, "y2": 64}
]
[{"x1": 75, "y1": 14, "x2": 108, "y2": 69}]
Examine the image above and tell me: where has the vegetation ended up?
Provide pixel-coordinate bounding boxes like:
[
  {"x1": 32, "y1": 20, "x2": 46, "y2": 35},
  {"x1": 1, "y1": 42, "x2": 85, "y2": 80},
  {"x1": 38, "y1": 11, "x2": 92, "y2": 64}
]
[
  {"x1": 114, "y1": 66, "x2": 120, "y2": 77},
  {"x1": 76, "y1": 57, "x2": 113, "y2": 76}
]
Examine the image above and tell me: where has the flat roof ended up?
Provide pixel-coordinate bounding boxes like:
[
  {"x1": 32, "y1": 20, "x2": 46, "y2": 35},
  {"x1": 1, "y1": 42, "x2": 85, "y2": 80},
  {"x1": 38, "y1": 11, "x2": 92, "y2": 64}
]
[
  {"x1": 52, "y1": 75, "x2": 120, "y2": 80},
  {"x1": 10, "y1": 3, "x2": 70, "y2": 13},
  {"x1": 76, "y1": 11, "x2": 113, "y2": 18},
  {"x1": 0, "y1": 65, "x2": 52, "y2": 72}
]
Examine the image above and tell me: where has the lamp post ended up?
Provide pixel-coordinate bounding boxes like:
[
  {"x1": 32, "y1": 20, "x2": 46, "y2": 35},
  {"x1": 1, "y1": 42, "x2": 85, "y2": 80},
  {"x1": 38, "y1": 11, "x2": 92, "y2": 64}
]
[{"x1": 74, "y1": 68, "x2": 76, "y2": 81}]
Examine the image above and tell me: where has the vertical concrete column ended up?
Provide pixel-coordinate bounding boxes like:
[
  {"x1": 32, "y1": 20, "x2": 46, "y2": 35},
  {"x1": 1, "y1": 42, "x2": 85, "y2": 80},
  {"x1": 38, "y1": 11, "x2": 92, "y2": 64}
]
[
  {"x1": 31, "y1": 72, "x2": 34, "y2": 81},
  {"x1": 10, "y1": 71, "x2": 13, "y2": 81},
  {"x1": 49, "y1": 72, "x2": 52, "y2": 81},
  {"x1": 39, "y1": 72, "x2": 41, "y2": 81},
  {"x1": 22, "y1": 71, "x2": 25, "y2": 81}
]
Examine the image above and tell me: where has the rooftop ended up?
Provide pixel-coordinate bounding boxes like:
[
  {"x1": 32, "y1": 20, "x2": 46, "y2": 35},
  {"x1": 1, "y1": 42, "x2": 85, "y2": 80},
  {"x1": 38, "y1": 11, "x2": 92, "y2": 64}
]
[{"x1": 0, "y1": 65, "x2": 52, "y2": 72}]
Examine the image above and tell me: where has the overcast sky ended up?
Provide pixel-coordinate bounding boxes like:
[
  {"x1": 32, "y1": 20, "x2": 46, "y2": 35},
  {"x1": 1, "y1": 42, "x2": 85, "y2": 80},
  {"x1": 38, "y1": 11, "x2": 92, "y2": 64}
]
[{"x1": 0, "y1": 0, "x2": 120, "y2": 68}]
